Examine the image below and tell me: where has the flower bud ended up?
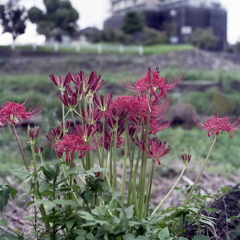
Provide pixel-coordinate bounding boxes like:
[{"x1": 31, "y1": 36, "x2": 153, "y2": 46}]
[{"x1": 182, "y1": 153, "x2": 191, "y2": 164}]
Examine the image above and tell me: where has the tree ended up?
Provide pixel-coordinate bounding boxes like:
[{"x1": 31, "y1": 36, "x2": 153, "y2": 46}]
[
  {"x1": 28, "y1": 0, "x2": 79, "y2": 42},
  {"x1": 190, "y1": 27, "x2": 217, "y2": 50},
  {"x1": 121, "y1": 11, "x2": 144, "y2": 35},
  {"x1": 0, "y1": 0, "x2": 27, "y2": 42}
]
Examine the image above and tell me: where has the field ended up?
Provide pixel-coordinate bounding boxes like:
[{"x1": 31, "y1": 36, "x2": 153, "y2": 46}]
[{"x1": 0, "y1": 47, "x2": 240, "y2": 177}]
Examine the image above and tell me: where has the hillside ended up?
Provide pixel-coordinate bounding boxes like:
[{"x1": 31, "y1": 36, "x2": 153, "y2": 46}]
[{"x1": 0, "y1": 49, "x2": 240, "y2": 75}]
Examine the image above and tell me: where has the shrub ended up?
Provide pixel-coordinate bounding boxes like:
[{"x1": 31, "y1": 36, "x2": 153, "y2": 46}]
[{"x1": 190, "y1": 27, "x2": 217, "y2": 50}]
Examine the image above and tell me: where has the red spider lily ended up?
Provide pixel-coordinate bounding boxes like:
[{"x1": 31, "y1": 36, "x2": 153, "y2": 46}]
[
  {"x1": 53, "y1": 134, "x2": 91, "y2": 159},
  {"x1": 74, "y1": 123, "x2": 99, "y2": 142},
  {"x1": 136, "y1": 137, "x2": 171, "y2": 165},
  {"x1": 194, "y1": 113, "x2": 240, "y2": 137},
  {"x1": 65, "y1": 71, "x2": 104, "y2": 96},
  {"x1": 0, "y1": 99, "x2": 41, "y2": 125},
  {"x1": 80, "y1": 108, "x2": 103, "y2": 125},
  {"x1": 49, "y1": 74, "x2": 71, "y2": 91},
  {"x1": 46, "y1": 126, "x2": 63, "y2": 146},
  {"x1": 59, "y1": 92, "x2": 78, "y2": 111},
  {"x1": 123, "y1": 68, "x2": 182, "y2": 98},
  {"x1": 93, "y1": 93, "x2": 113, "y2": 112}
]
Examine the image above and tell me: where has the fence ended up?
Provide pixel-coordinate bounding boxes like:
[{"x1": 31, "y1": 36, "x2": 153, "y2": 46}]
[{"x1": 9, "y1": 43, "x2": 144, "y2": 55}]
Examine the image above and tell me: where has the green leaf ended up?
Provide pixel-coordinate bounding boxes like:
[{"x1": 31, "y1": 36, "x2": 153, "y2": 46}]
[
  {"x1": 0, "y1": 227, "x2": 19, "y2": 239},
  {"x1": 0, "y1": 219, "x2": 7, "y2": 226},
  {"x1": 52, "y1": 199, "x2": 80, "y2": 206},
  {"x1": 86, "y1": 233, "x2": 94, "y2": 240},
  {"x1": 136, "y1": 236, "x2": 149, "y2": 240},
  {"x1": 178, "y1": 238, "x2": 189, "y2": 240},
  {"x1": 73, "y1": 229, "x2": 86, "y2": 235},
  {"x1": 13, "y1": 168, "x2": 31, "y2": 180},
  {"x1": 199, "y1": 219, "x2": 215, "y2": 228},
  {"x1": 6, "y1": 185, "x2": 18, "y2": 199},
  {"x1": 39, "y1": 181, "x2": 50, "y2": 193},
  {"x1": 192, "y1": 235, "x2": 210, "y2": 240},
  {"x1": 158, "y1": 227, "x2": 173, "y2": 240},
  {"x1": 42, "y1": 164, "x2": 57, "y2": 181},
  {"x1": 124, "y1": 234, "x2": 136, "y2": 240},
  {"x1": 66, "y1": 221, "x2": 75, "y2": 230},
  {"x1": 75, "y1": 236, "x2": 85, "y2": 240},
  {"x1": 29, "y1": 199, "x2": 56, "y2": 209},
  {"x1": 0, "y1": 185, "x2": 10, "y2": 212}
]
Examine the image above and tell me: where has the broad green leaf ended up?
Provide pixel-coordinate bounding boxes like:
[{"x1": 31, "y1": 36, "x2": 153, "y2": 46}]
[
  {"x1": 52, "y1": 199, "x2": 80, "y2": 206},
  {"x1": 39, "y1": 181, "x2": 50, "y2": 193},
  {"x1": 66, "y1": 221, "x2": 75, "y2": 231},
  {"x1": 75, "y1": 236, "x2": 85, "y2": 240},
  {"x1": 6, "y1": 185, "x2": 18, "y2": 199},
  {"x1": 29, "y1": 199, "x2": 56, "y2": 209},
  {"x1": 124, "y1": 233, "x2": 136, "y2": 240},
  {"x1": 192, "y1": 235, "x2": 210, "y2": 240},
  {"x1": 178, "y1": 238, "x2": 189, "y2": 240},
  {"x1": 86, "y1": 233, "x2": 94, "y2": 240},
  {"x1": 0, "y1": 185, "x2": 10, "y2": 212},
  {"x1": 73, "y1": 229, "x2": 86, "y2": 235},
  {"x1": 13, "y1": 168, "x2": 30, "y2": 179},
  {"x1": 0, "y1": 227, "x2": 19, "y2": 239},
  {"x1": 136, "y1": 236, "x2": 149, "y2": 240},
  {"x1": 158, "y1": 227, "x2": 172, "y2": 240}
]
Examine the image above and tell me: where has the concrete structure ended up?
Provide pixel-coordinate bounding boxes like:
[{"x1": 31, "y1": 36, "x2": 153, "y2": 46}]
[{"x1": 105, "y1": 0, "x2": 227, "y2": 50}]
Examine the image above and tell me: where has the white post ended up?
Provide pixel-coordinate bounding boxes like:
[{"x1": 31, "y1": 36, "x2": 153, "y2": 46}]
[
  {"x1": 119, "y1": 45, "x2": 124, "y2": 54},
  {"x1": 75, "y1": 44, "x2": 80, "y2": 53},
  {"x1": 138, "y1": 45, "x2": 143, "y2": 55},
  {"x1": 54, "y1": 42, "x2": 59, "y2": 52},
  {"x1": 32, "y1": 43, "x2": 37, "y2": 51},
  {"x1": 11, "y1": 42, "x2": 15, "y2": 50},
  {"x1": 97, "y1": 44, "x2": 102, "y2": 54}
]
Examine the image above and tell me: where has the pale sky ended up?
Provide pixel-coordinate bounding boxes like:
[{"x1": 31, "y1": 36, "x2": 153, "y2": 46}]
[{"x1": 0, "y1": 0, "x2": 239, "y2": 45}]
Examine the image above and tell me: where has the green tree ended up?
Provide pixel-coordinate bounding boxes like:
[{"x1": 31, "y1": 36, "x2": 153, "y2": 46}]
[
  {"x1": 0, "y1": 0, "x2": 27, "y2": 42},
  {"x1": 121, "y1": 11, "x2": 144, "y2": 35},
  {"x1": 28, "y1": 0, "x2": 79, "y2": 42},
  {"x1": 190, "y1": 27, "x2": 217, "y2": 50}
]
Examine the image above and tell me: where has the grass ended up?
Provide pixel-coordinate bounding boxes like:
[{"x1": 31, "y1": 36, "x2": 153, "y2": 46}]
[{"x1": 0, "y1": 43, "x2": 195, "y2": 55}]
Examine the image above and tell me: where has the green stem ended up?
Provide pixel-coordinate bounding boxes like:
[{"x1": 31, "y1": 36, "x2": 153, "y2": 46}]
[
  {"x1": 183, "y1": 134, "x2": 218, "y2": 206},
  {"x1": 151, "y1": 163, "x2": 188, "y2": 215},
  {"x1": 11, "y1": 124, "x2": 29, "y2": 171},
  {"x1": 145, "y1": 160, "x2": 155, "y2": 216}
]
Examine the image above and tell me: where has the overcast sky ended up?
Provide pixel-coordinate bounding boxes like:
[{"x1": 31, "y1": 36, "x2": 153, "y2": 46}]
[{"x1": 0, "y1": 0, "x2": 239, "y2": 45}]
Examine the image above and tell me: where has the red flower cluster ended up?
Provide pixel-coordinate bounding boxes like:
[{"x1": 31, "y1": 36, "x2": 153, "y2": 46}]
[
  {"x1": 0, "y1": 99, "x2": 41, "y2": 126},
  {"x1": 194, "y1": 113, "x2": 240, "y2": 137},
  {"x1": 53, "y1": 134, "x2": 91, "y2": 159},
  {"x1": 123, "y1": 68, "x2": 182, "y2": 98}
]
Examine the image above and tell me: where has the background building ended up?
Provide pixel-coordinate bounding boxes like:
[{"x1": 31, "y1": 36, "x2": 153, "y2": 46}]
[{"x1": 104, "y1": 0, "x2": 227, "y2": 50}]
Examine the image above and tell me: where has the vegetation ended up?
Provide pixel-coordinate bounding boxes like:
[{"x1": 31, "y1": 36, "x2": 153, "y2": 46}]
[
  {"x1": 121, "y1": 11, "x2": 144, "y2": 35},
  {"x1": 1, "y1": 69, "x2": 240, "y2": 239},
  {"x1": 190, "y1": 27, "x2": 217, "y2": 50},
  {"x1": 0, "y1": 0, "x2": 27, "y2": 42},
  {"x1": 28, "y1": 0, "x2": 79, "y2": 42}
]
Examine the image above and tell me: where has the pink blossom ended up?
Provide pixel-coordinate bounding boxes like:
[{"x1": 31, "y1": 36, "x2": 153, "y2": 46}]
[{"x1": 194, "y1": 113, "x2": 240, "y2": 137}]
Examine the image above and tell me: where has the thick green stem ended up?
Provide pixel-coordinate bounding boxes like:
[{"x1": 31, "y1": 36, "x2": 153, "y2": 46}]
[
  {"x1": 183, "y1": 134, "x2": 218, "y2": 206},
  {"x1": 138, "y1": 113, "x2": 151, "y2": 220},
  {"x1": 151, "y1": 163, "x2": 188, "y2": 215}
]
